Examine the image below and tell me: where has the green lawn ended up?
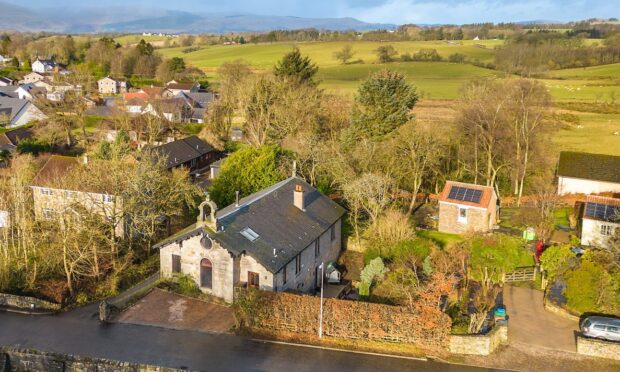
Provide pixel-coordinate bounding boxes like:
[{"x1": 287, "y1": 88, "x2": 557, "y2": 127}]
[
  {"x1": 417, "y1": 230, "x2": 463, "y2": 248},
  {"x1": 548, "y1": 63, "x2": 620, "y2": 79}
]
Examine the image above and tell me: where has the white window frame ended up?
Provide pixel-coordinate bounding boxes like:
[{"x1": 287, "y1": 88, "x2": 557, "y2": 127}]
[
  {"x1": 103, "y1": 194, "x2": 114, "y2": 204},
  {"x1": 458, "y1": 207, "x2": 468, "y2": 224},
  {"x1": 41, "y1": 188, "x2": 53, "y2": 196},
  {"x1": 600, "y1": 224, "x2": 613, "y2": 236}
]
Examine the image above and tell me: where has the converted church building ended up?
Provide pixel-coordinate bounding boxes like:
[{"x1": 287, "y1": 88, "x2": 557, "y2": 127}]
[{"x1": 156, "y1": 177, "x2": 346, "y2": 302}]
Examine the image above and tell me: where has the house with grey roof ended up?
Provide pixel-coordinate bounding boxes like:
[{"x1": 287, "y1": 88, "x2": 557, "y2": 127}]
[
  {"x1": 557, "y1": 151, "x2": 620, "y2": 196},
  {"x1": 0, "y1": 77, "x2": 13, "y2": 87},
  {"x1": 0, "y1": 97, "x2": 47, "y2": 128},
  {"x1": 151, "y1": 135, "x2": 218, "y2": 173},
  {"x1": 156, "y1": 177, "x2": 346, "y2": 302},
  {"x1": 31, "y1": 57, "x2": 60, "y2": 74}
]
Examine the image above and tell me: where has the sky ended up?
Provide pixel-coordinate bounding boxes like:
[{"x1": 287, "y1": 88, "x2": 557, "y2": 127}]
[{"x1": 7, "y1": 0, "x2": 619, "y2": 24}]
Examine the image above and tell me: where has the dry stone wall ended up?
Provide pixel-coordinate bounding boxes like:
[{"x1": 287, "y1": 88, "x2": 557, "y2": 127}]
[
  {"x1": 449, "y1": 325, "x2": 508, "y2": 355},
  {"x1": 577, "y1": 336, "x2": 620, "y2": 361},
  {"x1": 0, "y1": 346, "x2": 185, "y2": 372},
  {"x1": 0, "y1": 293, "x2": 60, "y2": 311}
]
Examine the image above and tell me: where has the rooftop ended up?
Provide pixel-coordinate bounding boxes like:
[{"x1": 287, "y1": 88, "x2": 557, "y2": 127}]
[
  {"x1": 153, "y1": 135, "x2": 215, "y2": 169},
  {"x1": 584, "y1": 195, "x2": 620, "y2": 223},
  {"x1": 558, "y1": 151, "x2": 620, "y2": 184},
  {"x1": 438, "y1": 181, "x2": 495, "y2": 208}
]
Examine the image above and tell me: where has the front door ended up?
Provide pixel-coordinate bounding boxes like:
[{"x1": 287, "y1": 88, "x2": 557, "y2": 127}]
[
  {"x1": 248, "y1": 271, "x2": 260, "y2": 288},
  {"x1": 200, "y1": 258, "x2": 212, "y2": 289}
]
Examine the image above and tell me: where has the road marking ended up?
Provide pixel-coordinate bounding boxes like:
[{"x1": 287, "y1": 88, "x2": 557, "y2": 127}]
[{"x1": 250, "y1": 338, "x2": 428, "y2": 361}]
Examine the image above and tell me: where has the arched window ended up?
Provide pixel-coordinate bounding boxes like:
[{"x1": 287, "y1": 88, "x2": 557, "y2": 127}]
[{"x1": 200, "y1": 258, "x2": 213, "y2": 289}]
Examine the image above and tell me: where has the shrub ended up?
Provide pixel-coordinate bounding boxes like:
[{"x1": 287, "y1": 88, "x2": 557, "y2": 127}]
[
  {"x1": 539, "y1": 244, "x2": 574, "y2": 281},
  {"x1": 564, "y1": 260, "x2": 614, "y2": 313},
  {"x1": 467, "y1": 234, "x2": 535, "y2": 285},
  {"x1": 359, "y1": 257, "x2": 387, "y2": 297},
  {"x1": 178, "y1": 274, "x2": 202, "y2": 297},
  {"x1": 448, "y1": 53, "x2": 467, "y2": 63},
  {"x1": 412, "y1": 49, "x2": 442, "y2": 62}
]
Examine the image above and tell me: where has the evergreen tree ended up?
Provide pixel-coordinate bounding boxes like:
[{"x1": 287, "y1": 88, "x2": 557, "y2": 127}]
[
  {"x1": 348, "y1": 70, "x2": 418, "y2": 141},
  {"x1": 273, "y1": 47, "x2": 318, "y2": 84}
]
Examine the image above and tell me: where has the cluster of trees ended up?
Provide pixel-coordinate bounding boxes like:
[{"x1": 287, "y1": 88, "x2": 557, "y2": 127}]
[
  {"x1": 0, "y1": 138, "x2": 201, "y2": 303},
  {"x1": 0, "y1": 33, "x2": 204, "y2": 84},
  {"x1": 496, "y1": 31, "x2": 620, "y2": 75},
  {"x1": 541, "y1": 244, "x2": 620, "y2": 315}
]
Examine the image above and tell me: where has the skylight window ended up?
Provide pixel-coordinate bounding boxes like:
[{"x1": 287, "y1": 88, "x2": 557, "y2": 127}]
[{"x1": 240, "y1": 227, "x2": 260, "y2": 242}]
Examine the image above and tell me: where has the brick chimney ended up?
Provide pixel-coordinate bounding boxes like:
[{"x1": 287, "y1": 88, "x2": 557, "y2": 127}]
[{"x1": 294, "y1": 184, "x2": 305, "y2": 211}]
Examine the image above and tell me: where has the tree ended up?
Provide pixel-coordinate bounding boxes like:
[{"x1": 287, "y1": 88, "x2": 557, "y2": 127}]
[
  {"x1": 375, "y1": 45, "x2": 398, "y2": 63},
  {"x1": 333, "y1": 45, "x2": 355, "y2": 64},
  {"x1": 209, "y1": 145, "x2": 290, "y2": 208},
  {"x1": 0, "y1": 34, "x2": 10, "y2": 55},
  {"x1": 273, "y1": 47, "x2": 318, "y2": 84},
  {"x1": 348, "y1": 70, "x2": 418, "y2": 142},
  {"x1": 539, "y1": 244, "x2": 574, "y2": 282}
]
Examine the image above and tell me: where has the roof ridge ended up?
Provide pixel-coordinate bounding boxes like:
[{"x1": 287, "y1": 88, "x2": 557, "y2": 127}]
[{"x1": 216, "y1": 176, "x2": 300, "y2": 220}]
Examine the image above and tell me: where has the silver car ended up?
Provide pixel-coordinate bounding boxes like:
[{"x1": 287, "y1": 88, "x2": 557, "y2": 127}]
[{"x1": 581, "y1": 316, "x2": 620, "y2": 342}]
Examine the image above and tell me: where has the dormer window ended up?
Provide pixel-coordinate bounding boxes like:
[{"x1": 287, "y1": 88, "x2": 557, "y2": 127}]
[{"x1": 240, "y1": 227, "x2": 259, "y2": 242}]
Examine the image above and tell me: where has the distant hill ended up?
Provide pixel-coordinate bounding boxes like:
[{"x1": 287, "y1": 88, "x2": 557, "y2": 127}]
[{"x1": 0, "y1": 2, "x2": 394, "y2": 33}]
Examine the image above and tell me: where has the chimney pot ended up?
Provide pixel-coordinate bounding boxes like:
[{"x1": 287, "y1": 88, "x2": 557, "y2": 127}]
[{"x1": 294, "y1": 184, "x2": 305, "y2": 211}]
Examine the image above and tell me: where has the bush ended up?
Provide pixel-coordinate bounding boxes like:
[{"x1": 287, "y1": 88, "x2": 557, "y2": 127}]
[
  {"x1": 412, "y1": 49, "x2": 443, "y2": 62},
  {"x1": 448, "y1": 53, "x2": 467, "y2": 63},
  {"x1": 539, "y1": 244, "x2": 574, "y2": 281},
  {"x1": 178, "y1": 274, "x2": 202, "y2": 297},
  {"x1": 564, "y1": 260, "x2": 614, "y2": 313},
  {"x1": 467, "y1": 234, "x2": 534, "y2": 284}
]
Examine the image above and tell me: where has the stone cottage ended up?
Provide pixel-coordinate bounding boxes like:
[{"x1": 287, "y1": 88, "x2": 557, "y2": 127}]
[
  {"x1": 156, "y1": 177, "x2": 346, "y2": 303},
  {"x1": 580, "y1": 195, "x2": 620, "y2": 248},
  {"x1": 438, "y1": 181, "x2": 498, "y2": 234}
]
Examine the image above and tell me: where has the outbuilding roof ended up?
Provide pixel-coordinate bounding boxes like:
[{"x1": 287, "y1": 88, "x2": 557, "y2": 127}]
[
  {"x1": 558, "y1": 151, "x2": 620, "y2": 184},
  {"x1": 438, "y1": 181, "x2": 496, "y2": 208}
]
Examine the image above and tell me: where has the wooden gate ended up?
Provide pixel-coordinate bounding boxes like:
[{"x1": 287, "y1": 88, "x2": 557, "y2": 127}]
[{"x1": 504, "y1": 266, "x2": 536, "y2": 282}]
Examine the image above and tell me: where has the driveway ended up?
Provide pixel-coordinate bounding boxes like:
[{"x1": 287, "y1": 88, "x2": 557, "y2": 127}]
[
  {"x1": 504, "y1": 285, "x2": 579, "y2": 351},
  {"x1": 116, "y1": 288, "x2": 235, "y2": 334}
]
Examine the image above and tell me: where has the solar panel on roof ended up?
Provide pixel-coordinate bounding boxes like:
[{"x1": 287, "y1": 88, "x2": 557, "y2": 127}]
[
  {"x1": 584, "y1": 202, "x2": 620, "y2": 222},
  {"x1": 447, "y1": 186, "x2": 483, "y2": 204}
]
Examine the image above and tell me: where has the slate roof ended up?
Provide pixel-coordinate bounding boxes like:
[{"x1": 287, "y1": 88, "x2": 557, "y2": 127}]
[
  {"x1": 438, "y1": 181, "x2": 496, "y2": 208},
  {"x1": 0, "y1": 86, "x2": 19, "y2": 98},
  {"x1": 183, "y1": 92, "x2": 215, "y2": 108},
  {"x1": 558, "y1": 151, "x2": 620, "y2": 184},
  {"x1": 0, "y1": 126, "x2": 34, "y2": 150},
  {"x1": 154, "y1": 177, "x2": 346, "y2": 273},
  {"x1": 0, "y1": 77, "x2": 13, "y2": 85},
  {"x1": 153, "y1": 135, "x2": 215, "y2": 169},
  {"x1": 167, "y1": 82, "x2": 196, "y2": 91},
  {"x1": 0, "y1": 97, "x2": 29, "y2": 121}
]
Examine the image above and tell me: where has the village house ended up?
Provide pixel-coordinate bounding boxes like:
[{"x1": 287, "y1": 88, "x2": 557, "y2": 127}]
[
  {"x1": 31, "y1": 57, "x2": 59, "y2": 74},
  {"x1": 0, "y1": 97, "x2": 47, "y2": 128},
  {"x1": 30, "y1": 155, "x2": 124, "y2": 236},
  {"x1": 0, "y1": 126, "x2": 34, "y2": 152},
  {"x1": 152, "y1": 135, "x2": 218, "y2": 173},
  {"x1": 580, "y1": 195, "x2": 620, "y2": 248},
  {"x1": 438, "y1": 181, "x2": 498, "y2": 234},
  {"x1": 156, "y1": 177, "x2": 346, "y2": 302},
  {"x1": 557, "y1": 151, "x2": 620, "y2": 196},
  {"x1": 163, "y1": 81, "x2": 200, "y2": 97},
  {"x1": 22, "y1": 72, "x2": 53, "y2": 84},
  {"x1": 0, "y1": 84, "x2": 45, "y2": 100},
  {"x1": 0, "y1": 77, "x2": 14, "y2": 87},
  {"x1": 97, "y1": 76, "x2": 128, "y2": 95}
]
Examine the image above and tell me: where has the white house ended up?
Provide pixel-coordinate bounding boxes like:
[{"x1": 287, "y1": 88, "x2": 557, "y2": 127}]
[
  {"x1": 557, "y1": 152, "x2": 620, "y2": 196},
  {"x1": 31, "y1": 57, "x2": 58, "y2": 74},
  {"x1": 97, "y1": 76, "x2": 128, "y2": 95},
  {"x1": 156, "y1": 177, "x2": 346, "y2": 303},
  {"x1": 0, "y1": 77, "x2": 13, "y2": 87},
  {"x1": 0, "y1": 97, "x2": 47, "y2": 127},
  {"x1": 581, "y1": 196, "x2": 620, "y2": 248}
]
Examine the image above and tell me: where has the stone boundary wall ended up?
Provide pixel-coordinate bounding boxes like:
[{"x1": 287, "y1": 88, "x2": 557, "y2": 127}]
[
  {"x1": 0, "y1": 346, "x2": 187, "y2": 372},
  {"x1": 0, "y1": 293, "x2": 60, "y2": 311},
  {"x1": 543, "y1": 298, "x2": 580, "y2": 322},
  {"x1": 449, "y1": 324, "x2": 508, "y2": 356},
  {"x1": 576, "y1": 336, "x2": 620, "y2": 361}
]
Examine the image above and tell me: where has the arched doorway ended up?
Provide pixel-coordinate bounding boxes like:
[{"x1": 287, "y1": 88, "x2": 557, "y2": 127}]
[{"x1": 200, "y1": 258, "x2": 213, "y2": 289}]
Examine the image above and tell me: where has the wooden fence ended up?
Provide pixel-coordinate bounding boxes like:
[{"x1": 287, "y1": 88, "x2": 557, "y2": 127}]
[{"x1": 503, "y1": 266, "x2": 536, "y2": 282}]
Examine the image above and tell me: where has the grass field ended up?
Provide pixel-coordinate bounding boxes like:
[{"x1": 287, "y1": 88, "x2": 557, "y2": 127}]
[
  {"x1": 553, "y1": 111, "x2": 620, "y2": 155},
  {"x1": 548, "y1": 63, "x2": 620, "y2": 79},
  {"x1": 158, "y1": 39, "x2": 500, "y2": 70},
  {"x1": 318, "y1": 62, "x2": 503, "y2": 99}
]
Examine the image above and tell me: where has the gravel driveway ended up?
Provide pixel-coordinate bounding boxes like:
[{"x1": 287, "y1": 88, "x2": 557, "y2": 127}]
[{"x1": 503, "y1": 285, "x2": 579, "y2": 351}]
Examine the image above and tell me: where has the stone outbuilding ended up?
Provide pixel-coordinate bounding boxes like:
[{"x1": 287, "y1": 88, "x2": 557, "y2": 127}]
[
  {"x1": 438, "y1": 181, "x2": 498, "y2": 234},
  {"x1": 156, "y1": 177, "x2": 346, "y2": 303}
]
